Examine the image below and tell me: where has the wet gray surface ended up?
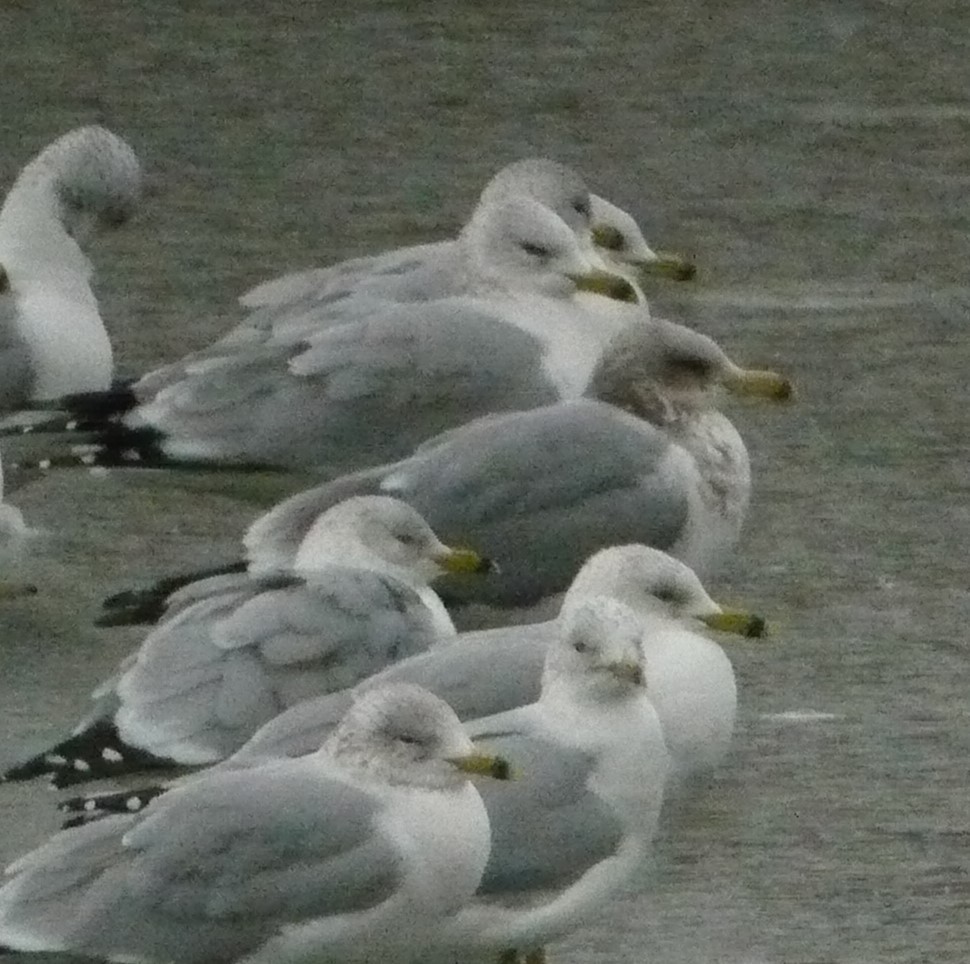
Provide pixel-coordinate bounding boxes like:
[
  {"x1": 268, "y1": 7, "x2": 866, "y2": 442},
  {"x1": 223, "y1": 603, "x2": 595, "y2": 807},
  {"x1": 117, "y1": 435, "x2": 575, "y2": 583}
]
[{"x1": 1, "y1": 1, "x2": 969, "y2": 961}]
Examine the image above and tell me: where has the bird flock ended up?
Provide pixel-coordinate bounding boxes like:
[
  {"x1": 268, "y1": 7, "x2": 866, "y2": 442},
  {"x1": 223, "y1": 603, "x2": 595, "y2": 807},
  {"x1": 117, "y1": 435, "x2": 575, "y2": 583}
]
[{"x1": 0, "y1": 126, "x2": 791, "y2": 964}]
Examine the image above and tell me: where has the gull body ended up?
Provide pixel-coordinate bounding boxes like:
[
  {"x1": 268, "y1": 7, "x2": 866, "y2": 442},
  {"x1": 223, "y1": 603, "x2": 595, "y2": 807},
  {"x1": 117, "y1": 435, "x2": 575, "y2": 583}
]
[
  {"x1": 232, "y1": 318, "x2": 788, "y2": 606},
  {"x1": 49, "y1": 196, "x2": 638, "y2": 473},
  {"x1": 238, "y1": 158, "x2": 657, "y2": 315},
  {"x1": 2, "y1": 497, "x2": 491, "y2": 785},
  {"x1": 0, "y1": 685, "x2": 505, "y2": 964},
  {"x1": 63, "y1": 547, "x2": 755, "y2": 817},
  {"x1": 434, "y1": 598, "x2": 669, "y2": 960}
]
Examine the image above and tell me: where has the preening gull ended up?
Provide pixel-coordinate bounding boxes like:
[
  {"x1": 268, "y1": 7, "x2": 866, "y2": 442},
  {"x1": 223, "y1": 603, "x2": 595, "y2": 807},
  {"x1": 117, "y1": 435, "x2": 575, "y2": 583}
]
[
  {"x1": 2, "y1": 496, "x2": 493, "y2": 786},
  {"x1": 62, "y1": 546, "x2": 759, "y2": 819},
  {"x1": 0, "y1": 684, "x2": 510, "y2": 964},
  {"x1": 25, "y1": 196, "x2": 640, "y2": 472},
  {"x1": 0, "y1": 125, "x2": 141, "y2": 408}
]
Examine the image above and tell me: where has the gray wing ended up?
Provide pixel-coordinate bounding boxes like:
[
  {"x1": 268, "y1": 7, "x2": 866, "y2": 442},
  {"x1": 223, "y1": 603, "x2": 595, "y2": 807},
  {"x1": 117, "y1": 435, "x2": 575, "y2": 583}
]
[
  {"x1": 115, "y1": 569, "x2": 442, "y2": 762},
  {"x1": 138, "y1": 304, "x2": 559, "y2": 473},
  {"x1": 221, "y1": 622, "x2": 551, "y2": 768},
  {"x1": 239, "y1": 400, "x2": 689, "y2": 607},
  {"x1": 238, "y1": 240, "x2": 449, "y2": 311},
  {"x1": 385, "y1": 399, "x2": 690, "y2": 608},
  {"x1": 373, "y1": 624, "x2": 549, "y2": 719},
  {"x1": 238, "y1": 244, "x2": 468, "y2": 341},
  {"x1": 465, "y1": 707, "x2": 623, "y2": 897},
  {"x1": 0, "y1": 764, "x2": 400, "y2": 964}
]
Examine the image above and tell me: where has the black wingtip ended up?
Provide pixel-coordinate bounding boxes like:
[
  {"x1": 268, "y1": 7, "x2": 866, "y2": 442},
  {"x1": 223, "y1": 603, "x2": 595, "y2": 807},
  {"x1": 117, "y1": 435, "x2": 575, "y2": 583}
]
[
  {"x1": 56, "y1": 384, "x2": 139, "y2": 421},
  {"x1": 94, "y1": 604, "x2": 166, "y2": 628},
  {"x1": 3, "y1": 719, "x2": 178, "y2": 789},
  {"x1": 59, "y1": 784, "x2": 168, "y2": 828},
  {"x1": 0, "y1": 382, "x2": 141, "y2": 437},
  {"x1": 97, "y1": 560, "x2": 250, "y2": 627}
]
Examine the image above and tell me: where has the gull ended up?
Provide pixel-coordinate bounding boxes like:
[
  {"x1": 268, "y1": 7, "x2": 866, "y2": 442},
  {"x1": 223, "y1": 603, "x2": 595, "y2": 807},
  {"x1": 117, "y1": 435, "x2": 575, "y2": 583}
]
[
  {"x1": 93, "y1": 316, "x2": 788, "y2": 627},
  {"x1": 19, "y1": 196, "x2": 641, "y2": 472},
  {"x1": 0, "y1": 684, "x2": 510, "y2": 964},
  {"x1": 1, "y1": 496, "x2": 492, "y2": 787},
  {"x1": 228, "y1": 544, "x2": 757, "y2": 783},
  {"x1": 61, "y1": 545, "x2": 760, "y2": 821},
  {"x1": 238, "y1": 157, "x2": 690, "y2": 315},
  {"x1": 432, "y1": 596, "x2": 669, "y2": 963},
  {"x1": 104, "y1": 318, "x2": 788, "y2": 622},
  {"x1": 0, "y1": 125, "x2": 141, "y2": 409}
]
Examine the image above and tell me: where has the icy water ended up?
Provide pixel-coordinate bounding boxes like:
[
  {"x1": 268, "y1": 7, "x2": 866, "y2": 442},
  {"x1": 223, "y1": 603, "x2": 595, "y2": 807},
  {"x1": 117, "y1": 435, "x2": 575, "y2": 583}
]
[{"x1": 1, "y1": 1, "x2": 969, "y2": 962}]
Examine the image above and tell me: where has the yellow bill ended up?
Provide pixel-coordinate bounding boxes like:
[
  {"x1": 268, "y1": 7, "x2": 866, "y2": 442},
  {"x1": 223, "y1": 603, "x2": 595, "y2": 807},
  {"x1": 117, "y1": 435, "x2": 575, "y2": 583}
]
[
  {"x1": 449, "y1": 752, "x2": 514, "y2": 781},
  {"x1": 639, "y1": 251, "x2": 697, "y2": 282},
  {"x1": 435, "y1": 547, "x2": 496, "y2": 575},
  {"x1": 568, "y1": 269, "x2": 638, "y2": 303},
  {"x1": 700, "y1": 610, "x2": 768, "y2": 638},
  {"x1": 723, "y1": 367, "x2": 793, "y2": 402}
]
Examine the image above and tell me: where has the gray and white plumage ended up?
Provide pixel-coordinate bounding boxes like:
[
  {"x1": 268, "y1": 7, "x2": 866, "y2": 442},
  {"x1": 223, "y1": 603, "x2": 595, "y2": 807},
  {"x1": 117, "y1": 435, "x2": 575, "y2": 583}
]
[
  {"x1": 60, "y1": 603, "x2": 670, "y2": 962},
  {"x1": 237, "y1": 158, "x2": 657, "y2": 314},
  {"x1": 212, "y1": 545, "x2": 747, "y2": 783},
  {"x1": 234, "y1": 318, "x2": 790, "y2": 616},
  {"x1": 0, "y1": 125, "x2": 141, "y2": 408},
  {"x1": 0, "y1": 684, "x2": 501, "y2": 964},
  {"x1": 433, "y1": 597, "x2": 668, "y2": 958},
  {"x1": 3, "y1": 497, "x2": 489, "y2": 782},
  {"x1": 114, "y1": 196, "x2": 637, "y2": 471},
  {"x1": 63, "y1": 547, "x2": 748, "y2": 826}
]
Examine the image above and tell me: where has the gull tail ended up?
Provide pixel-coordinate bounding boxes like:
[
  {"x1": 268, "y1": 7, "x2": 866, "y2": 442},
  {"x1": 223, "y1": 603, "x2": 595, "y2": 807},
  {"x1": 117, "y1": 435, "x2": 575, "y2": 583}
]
[
  {"x1": 98, "y1": 560, "x2": 248, "y2": 627},
  {"x1": 58, "y1": 784, "x2": 169, "y2": 829},
  {"x1": 1, "y1": 719, "x2": 177, "y2": 789},
  {"x1": 0, "y1": 383, "x2": 139, "y2": 437}
]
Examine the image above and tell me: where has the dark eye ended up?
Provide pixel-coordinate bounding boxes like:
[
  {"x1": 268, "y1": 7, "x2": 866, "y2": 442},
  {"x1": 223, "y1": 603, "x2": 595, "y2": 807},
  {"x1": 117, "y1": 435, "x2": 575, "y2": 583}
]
[
  {"x1": 573, "y1": 640, "x2": 589, "y2": 653},
  {"x1": 521, "y1": 241, "x2": 551, "y2": 258},
  {"x1": 654, "y1": 585, "x2": 682, "y2": 604},
  {"x1": 398, "y1": 734, "x2": 421, "y2": 746},
  {"x1": 396, "y1": 532, "x2": 420, "y2": 546},
  {"x1": 572, "y1": 197, "x2": 591, "y2": 217}
]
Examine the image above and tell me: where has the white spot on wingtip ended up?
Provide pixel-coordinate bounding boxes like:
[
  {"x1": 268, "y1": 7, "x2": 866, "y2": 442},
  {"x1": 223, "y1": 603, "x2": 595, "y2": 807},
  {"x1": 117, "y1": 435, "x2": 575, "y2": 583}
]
[
  {"x1": 126, "y1": 796, "x2": 143, "y2": 811},
  {"x1": 84, "y1": 799, "x2": 97, "y2": 812},
  {"x1": 101, "y1": 747, "x2": 123, "y2": 762},
  {"x1": 65, "y1": 420, "x2": 78, "y2": 431},
  {"x1": 38, "y1": 459, "x2": 51, "y2": 470},
  {"x1": 72, "y1": 758, "x2": 92, "y2": 772}
]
